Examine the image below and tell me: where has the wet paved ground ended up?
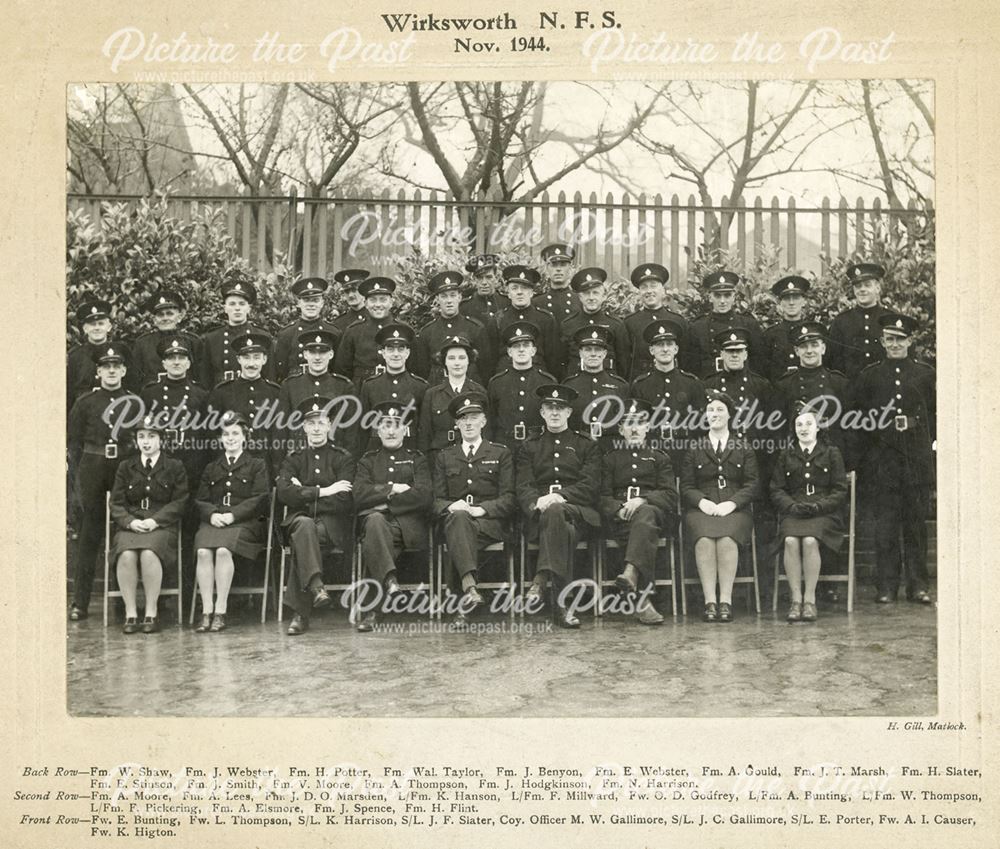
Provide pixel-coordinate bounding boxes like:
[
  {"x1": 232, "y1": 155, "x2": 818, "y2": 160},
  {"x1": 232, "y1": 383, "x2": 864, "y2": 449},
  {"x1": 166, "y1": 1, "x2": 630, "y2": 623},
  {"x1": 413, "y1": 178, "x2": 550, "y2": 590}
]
[{"x1": 66, "y1": 588, "x2": 936, "y2": 718}]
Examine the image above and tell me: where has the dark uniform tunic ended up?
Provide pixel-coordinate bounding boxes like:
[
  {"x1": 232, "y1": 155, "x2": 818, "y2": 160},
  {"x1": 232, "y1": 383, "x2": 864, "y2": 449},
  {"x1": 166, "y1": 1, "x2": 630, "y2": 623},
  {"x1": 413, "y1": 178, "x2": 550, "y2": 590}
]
[
  {"x1": 762, "y1": 319, "x2": 807, "y2": 382},
  {"x1": 629, "y1": 367, "x2": 706, "y2": 465},
  {"x1": 412, "y1": 313, "x2": 488, "y2": 384},
  {"x1": 276, "y1": 370, "x2": 358, "y2": 457},
  {"x1": 207, "y1": 376, "x2": 283, "y2": 474},
  {"x1": 353, "y1": 446, "x2": 432, "y2": 582},
  {"x1": 533, "y1": 287, "x2": 578, "y2": 323},
  {"x1": 331, "y1": 308, "x2": 366, "y2": 335},
  {"x1": 680, "y1": 438, "x2": 760, "y2": 545},
  {"x1": 276, "y1": 442, "x2": 356, "y2": 616},
  {"x1": 689, "y1": 311, "x2": 766, "y2": 378},
  {"x1": 560, "y1": 309, "x2": 631, "y2": 378},
  {"x1": 199, "y1": 322, "x2": 272, "y2": 389},
  {"x1": 67, "y1": 386, "x2": 139, "y2": 610},
  {"x1": 432, "y1": 440, "x2": 516, "y2": 580},
  {"x1": 769, "y1": 440, "x2": 847, "y2": 549},
  {"x1": 139, "y1": 376, "x2": 211, "y2": 487},
  {"x1": 600, "y1": 443, "x2": 677, "y2": 576},
  {"x1": 487, "y1": 365, "x2": 556, "y2": 448},
  {"x1": 131, "y1": 329, "x2": 203, "y2": 389},
  {"x1": 417, "y1": 379, "x2": 487, "y2": 455},
  {"x1": 624, "y1": 307, "x2": 691, "y2": 379},
  {"x1": 272, "y1": 317, "x2": 342, "y2": 381},
  {"x1": 109, "y1": 454, "x2": 189, "y2": 567},
  {"x1": 564, "y1": 369, "x2": 629, "y2": 450},
  {"x1": 774, "y1": 366, "x2": 849, "y2": 461},
  {"x1": 516, "y1": 429, "x2": 601, "y2": 581},
  {"x1": 486, "y1": 304, "x2": 561, "y2": 378},
  {"x1": 461, "y1": 292, "x2": 509, "y2": 326},
  {"x1": 849, "y1": 356, "x2": 936, "y2": 596},
  {"x1": 704, "y1": 368, "x2": 775, "y2": 448},
  {"x1": 67, "y1": 339, "x2": 132, "y2": 406},
  {"x1": 359, "y1": 371, "x2": 428, "y2": 451},
  {"x1": 827, "y1": 303, "x2": 888, "y2": 378},
  {"x1": 193, "y1": 453, "x2": 270, "y2": 560},
  {"x1": 333, "y1": 313, "x2": 405, "y2": 384}
]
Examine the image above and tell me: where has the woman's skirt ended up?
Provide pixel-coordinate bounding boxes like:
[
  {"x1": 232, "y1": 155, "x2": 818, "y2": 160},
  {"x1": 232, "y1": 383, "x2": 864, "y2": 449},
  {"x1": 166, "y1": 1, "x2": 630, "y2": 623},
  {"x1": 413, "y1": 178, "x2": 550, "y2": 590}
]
[
  {"x1": 684, "y1": 509, "x2": 753, "y2": 545},
  {"x1": 193, "y1": 518, "x2": 265, "y2": 560},
  {"x1": 778, "y1": 513, "x2": 845, "y2": 551},
  {"x1": 110, "y1": 526, "x2": 177, "y2": 567}
]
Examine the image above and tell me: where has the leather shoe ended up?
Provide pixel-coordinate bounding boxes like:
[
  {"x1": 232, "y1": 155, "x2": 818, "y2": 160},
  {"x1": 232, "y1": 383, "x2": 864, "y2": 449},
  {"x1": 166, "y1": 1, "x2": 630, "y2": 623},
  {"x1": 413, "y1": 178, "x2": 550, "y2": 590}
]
[
  {"x1": 786, "y1": 602, "x2": 803, "y2": 622},
  {"x1": 637, "y1": 603, "x2": 664, "y2": 625},
  {"x1": 912, "y1": 590, "x2": 932, "y2": 605},
  {"x1": 287, "y1": 614, "x2": 309, "y2": 636},
  {"x1": 356, "y1": 613, "x2": 376, "y2": 633},
  {"x1": 312, "y1": 586, "x2": 332, "y2": 609},
  {"x1": 554, "y1": 605, "x2": 580, "y2": 629},
  {"x1": 384, "y1": 577, "x2": 401, "y2": 595},
  {"x1": 464, "y1": 586, "x2": 485, "y2": 610},
  {"x1": 69, "y1": 605, "x2": 88, "y2": 621},
  {"x1": 702, "y1": 602, "x2": 717, "y2": 623},
  {"x1": 122, "y1": 617, "x2": 139, "y2": 635},
  {"x1": 209, "y1": 613, "x2": 227, "y2": 633},
  {"x1": 801, "y1": 602, "x2": 818, "y2": 622},
  {"x1": 875, "y1": 593, "x2": 893, "y2": 604},
  {"x1": 614, "y1": 572, "x2": 637, "y2": 593},
  {"x1": 194, "y1": 614, "x2": 212, "y2": 633},
  {"x1": 141, "y1": 616, "x2": 160, "y2": 634},
  {"x1": 717, "y1": 602, "x2": 733, "y2": 623}
]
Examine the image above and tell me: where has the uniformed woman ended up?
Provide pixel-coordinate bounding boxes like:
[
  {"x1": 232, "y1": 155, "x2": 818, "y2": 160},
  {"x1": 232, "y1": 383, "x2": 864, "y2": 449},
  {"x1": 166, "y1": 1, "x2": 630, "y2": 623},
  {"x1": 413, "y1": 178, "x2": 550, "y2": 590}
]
[
  {"x1": 680, "y1": 391, "x2": 760, "y2": 622},
  {"x1": 193, "y1": 412, "x2": 270, "y2": 632},
  {"x1": 769, "y1": 409, "x2": 848, "y2": 622},
  {"x1": 108, "y1": 416, "x2": 189, "y2": 634},
  {"x1": 417, "y1": 335, "x2": 486, "y2": 456}
]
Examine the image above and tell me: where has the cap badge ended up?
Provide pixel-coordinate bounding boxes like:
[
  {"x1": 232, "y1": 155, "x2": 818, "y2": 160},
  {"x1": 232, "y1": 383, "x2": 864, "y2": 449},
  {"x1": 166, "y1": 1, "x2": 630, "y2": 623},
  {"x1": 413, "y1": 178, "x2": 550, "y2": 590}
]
[
  {"x1": 315, "y1": 335, "x2": 322, "y2": 343},
  {"x1": 895, "y1": 319, "x2": 903, "y2": 328},
  {"x1": 730, "y1": 333, "x2": 737, "y2": 341},
  {"x1": 90, "y1": 306, "x2": 98, "y2": 314},
  {"x1": 552, "y1": 390, "x2": 560, "y2": 398}
]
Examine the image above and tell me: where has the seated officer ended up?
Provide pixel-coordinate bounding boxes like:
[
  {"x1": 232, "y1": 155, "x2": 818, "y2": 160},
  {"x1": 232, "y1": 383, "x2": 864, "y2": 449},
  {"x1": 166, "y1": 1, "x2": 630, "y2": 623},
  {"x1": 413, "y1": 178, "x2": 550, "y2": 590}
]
[
  {"x1": 516, "y1": 384, "x2": 602, "y2": 628},
  {"x1": 131, "y1": 290, "x2": 202, "y2": 389},
  {"x1": 418, "y1": 335, "x2": 486, "y2": 457},
  {"x1": 273, "y1": 277, "x2": 341, "y2": 381},
  {"x1": 352, "y1": 402, "x2": 433, "y2": 632},
  {"x1": 762, "y1": 275, "x2": 812, "y2": 381},
  {"x1": 412, "y1": 270, "x2": 488, "y2": 382},
  {"x1": 359, "y1": 323, "x2": 427, "y2": 450},
  {"x1": 461, "y1": 254, "x2": 508, "y2": 325},
  {"x1": 333, "y1": 276, "x2": 401, "y2": 383},
  {"x1": 560, "y1": 267, "x2": 630, "y2": 377},
  {"x1": 276, "y1": 329, "x2": 357, "y2": 457},
  {"x1": 599, "y1": 398, "x2": 677, "y2": 625},
  {"x1": 535, "y1": 242, "x2": 579, "y2": 322},
  {"x1": 432, "y1": 392, "x2": 516, "y2": 620},
  {"x1": 564, "y1": 325, "x2": 628, "y2": 451},
  {"x1": 487, "y1": 322, "x2": 556, "y2": 449},
  {"x1": 276, "y1": 397, "x2": 356, "y2": 636}
]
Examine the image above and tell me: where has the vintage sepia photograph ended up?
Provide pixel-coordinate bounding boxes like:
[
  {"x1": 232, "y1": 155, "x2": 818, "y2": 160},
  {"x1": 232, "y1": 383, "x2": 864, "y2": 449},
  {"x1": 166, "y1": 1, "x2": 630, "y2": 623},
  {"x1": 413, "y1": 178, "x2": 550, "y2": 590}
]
[{"x1": 64, "y1": 78, "x2": 936, "y2": 718}]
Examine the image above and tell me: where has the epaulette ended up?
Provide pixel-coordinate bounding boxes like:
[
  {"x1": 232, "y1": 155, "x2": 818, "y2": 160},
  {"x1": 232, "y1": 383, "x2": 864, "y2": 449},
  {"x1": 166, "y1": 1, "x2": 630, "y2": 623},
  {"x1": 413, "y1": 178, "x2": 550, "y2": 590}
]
[
  {"x1": 858, "y1": 361, "x2": 879, "y2": 376},
  {"x1": 574, "y1": 429, "x2": 595, "y2": 441},
  {"x1": 263, "y1": 379, "x2": 281, "y2": 389},
  {"x1": 411, "y1": 374, "x2": 428, "y2": 384},
  {"x1": 563, "y1": 371, "x2": 582, "y2": 381},
  {"x1": 141, "y1": 378, "x2": 162, "y2": 389},
  {"x1": 361, "y1": 373, "x2": 379, "y2": 384},
  {"x1": 486, "y1": 440, "x2": 506, "y2": 449},
  {"x1": 828, "y1": 368, "x2": 847, "y2": 378},
  {"x1": 534, "y1": 305, "x2": 555, "y2": 318},
  {"x1": 632, "y1": 371, "x2": 653, "y2": 382},
  {"x1": 678, "y1": 369, "x2": 699, "y2": 380},
  {"x1": 487, "y1": 369, "x2": 510, "y2": 385},
  {"x1": 213, "y1": 377, "x2": 236, "y2": 389},
  {"x1": 465, "y1": 314, "x2": 485, "y2": 328},
  {"x1": 328, "y1": 443, "x2": 351, "y2": 454},
  {"x1": 538, "y1": 369, "x2": 557, "y2": 381}
]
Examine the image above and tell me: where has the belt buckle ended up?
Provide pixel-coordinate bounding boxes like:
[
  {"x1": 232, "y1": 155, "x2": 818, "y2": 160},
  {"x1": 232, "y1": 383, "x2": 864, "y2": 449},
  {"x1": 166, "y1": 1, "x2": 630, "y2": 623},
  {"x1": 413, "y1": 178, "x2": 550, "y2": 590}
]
[
  {"x1": 549, "y1": 484, "x2": 562, "y2": 494},
  {"x1": 223, "y1": 370, "x2": 235, "y2": 382},
  {"x1": 104, "y1": 443, "x2": 118, "y2": 459},
  {"x1": 448, "y1": 429, "x2": 456, "y2": 443},
  {"x1": 465, "y1": 494, "x2": 475, "y2": 506},
  {"x1": 805, "y1": 483, "x2": 815, "y2": 496},
  {"x1": 717, "y1": 475, "x2": 727, "y2": 490},
  {"x1": 626, "y1": 486, "x2": 640, "y2": 500},
  {"x1": 659, "y1": 424, "x2": 673, "y2": 441},
  {"x1": 513, "y1": 423, "x2": 526, "y2": 441},
  {"x1": 140, "y1": 497, "x2": 150, "y2": 511},
  {"x1": 222, "y1": 493, "x2": 232, "y2": 508},
  {"x1": 895, "y1": 415, "x2": 908, "y2": 432},
  {"x1": 590, "y1": 422, "x2": 602, "y2": 439},
  {"x1": 374, "y1": 364, "x2": 386, "y2": 376},
  {"x1": 714, "y1": 356, "x2": 724, "y2": 373},
  {"x1": 165, "y1": 429, "x2": 179, "y2": 447}
]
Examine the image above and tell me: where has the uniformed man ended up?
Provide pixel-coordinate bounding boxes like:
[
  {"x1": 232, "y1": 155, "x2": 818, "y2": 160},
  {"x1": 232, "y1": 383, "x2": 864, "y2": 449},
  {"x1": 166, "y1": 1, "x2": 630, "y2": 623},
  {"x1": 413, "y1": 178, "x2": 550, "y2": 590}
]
[
  {"x1": 418, "y1": 335, "x2": 487, "y2": 456},
  {"x1": 272, "y1": 276, "x2": 341, "y2": 381},
  {"x1": 352, "y1": 402, "x2": 433, "y2": 632},
  {"x1": 623, "y1": 264, "x2": 691, "y2": 379},
  {"x1": 487, "y1": 265, "x2": 561, "y2": 377},
  {"x1": 67, "y1": 298, "x2": 132, "y2": 407},
  {"x1": 689, "y1": 271, "x2": 766, "y2": 378},
  {"x1": 762, "y1": 275, "x2": 812, "y2": 381},
  {"x1": 67, "y1": 344, "x2": 138, "y2": 620},
  {"x1": 330, "y1": 269, "x2": 371, "y2": 335},
  {"x1": 276, "y1": 397, "x2": 356, "y2": 635},
  {"x1": 359, "y1": 322, "x2": 427, "y2": 450},
  {"x1": 130, "y1": 291, "x2": 202, "y2": 390},
  {"x1": 487, "y1": 322, "x2": 556, "y2": 449},
  {"x1": 199, "y1": 280, "x2": 271, "y2": 389},
  {"x1": 333, "y1": 276, "x2": 401, "y2": 383},
  {"x1": 827, "y1": 261, "x2": 890, "y2": 378},
  {"x1": 560, "y1": 267, "x2": 630, "y2": 377},
  {"x1": 412, "y1": 270, "x2": 488, "y2": 382},
  {"x1": 535, "y1": 242, "x2": 579, "y2": 322},
  {"x1": 849, "y1": 312, "x2": 935, "y2": 604},
  {"x1": 516, "y1": 384, "x2": 602, "y2": 628},
  {"x1": 207, "y1": 330, "x2": 282, "y2": 474},
  {"x1": 432, "y1": 392, "x2": 516, "y2": 620},
  {"x1": 564, "y1": 325, "x2": 629, "y2": 451},
  {"x1": 774, "y1": 321, "x2": 849, "y2": 457},
  {"x1": 704, "y1": 329, "x2": 775, "y2": 444},
  {"x1": 461, "y1": 254, "x2": 509, "y2": 325},
  {"x1": 276, "y1": 329, "x2": 358, "y2": 457},
  {"x1": 600, "y1": 398, "x2": 678, "y2": 625},
  {"x1": 629, "y1": 320, "x2": 706, "y2": 467}
]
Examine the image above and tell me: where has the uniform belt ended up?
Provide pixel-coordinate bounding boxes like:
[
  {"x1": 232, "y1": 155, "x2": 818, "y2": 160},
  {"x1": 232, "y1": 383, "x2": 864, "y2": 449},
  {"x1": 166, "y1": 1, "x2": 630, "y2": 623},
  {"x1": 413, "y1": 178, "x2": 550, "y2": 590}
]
[
  {"x1": 83, "y1": 442, "x2": 121, "y2": 458},
  {"x1": 894, "y1": 415, "x2": 921, "y2": 431}
]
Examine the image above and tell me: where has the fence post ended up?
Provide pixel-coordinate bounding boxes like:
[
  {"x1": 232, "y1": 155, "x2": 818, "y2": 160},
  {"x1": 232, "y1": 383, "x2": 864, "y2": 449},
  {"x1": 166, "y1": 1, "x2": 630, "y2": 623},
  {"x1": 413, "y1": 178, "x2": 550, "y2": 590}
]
[
  {"x1": 753, "y1": 196, "x2": 763, "y2": 265},
  {"x1": 317, "y1": 189, "x2": 328, "y2": 277},
  {"x1": 669, "y1": 193, "x2": 680, "y2": 286},
  {"x1": 854, "y1": 196, "x2": 865, "y2": 255},
  {"x1": 838, "y1": 196, "x2": 849, "y2": 261},
  {"x1": 769, "y1": 196, "x2": 780, "y2": 260},
  {"x1": 820, "y1": 196, "x2": 831, "y2": 273},
  {"x1": 604, "y1": 192, "x2": 615, "y2": 274},
  {"x1": 736, "y1": 195, "x2": 746, "y2": 265},
  {"x1": 686, "y1": 194, "x2": 697, "y2": 285},
  {"x1": 787, "y1": 196, "x2": 797, "y2": 268}
]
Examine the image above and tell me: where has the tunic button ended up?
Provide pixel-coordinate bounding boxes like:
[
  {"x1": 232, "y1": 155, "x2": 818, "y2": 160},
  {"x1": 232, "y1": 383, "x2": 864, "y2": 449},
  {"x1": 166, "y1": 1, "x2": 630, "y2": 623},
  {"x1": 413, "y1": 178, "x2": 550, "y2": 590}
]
[
  {"x1": 519, "y1": 391, "x2": 525, "y2": 396},
  {"x1": 895, "y1": 380, "x2": 901, "y2": 385},
  {"x1": 519, "y1": 376, "x2": 526, "y2": 382},
  {"x1": 805, "y1": 472, "x2": 811, "y2": 479},
  {"x1": 388, "y1": 467, "x2": 395, "y2": 473},
  {"x1": 554, "y1": 453, "x2": 560, "y2": 458},
  {"x1": 631, "y1": 464, "x2": 637, "y2": 469},
  {"x1": 518, "y1": 406, "x2": 524, "y2": 411},
  {"x1": 554, "y1": 439, "x2": 560, "y2": 445},
  {"x1": 896, "y1": 394, "x2": 901, "y2": 400},
  {"x1": 392, "y1": 380, "x2": 398, "y2": 385},
  {"x1": 553, "y1": 467, "x2": 560, "y2": 473},
  {"x1": 467, "y1": 479, "x2": 473, "y2": 484},
  {"x1": 315, "y1": 469, "x2": 320, "y2": 473},
  {"x1": 631, "y1": 477, "x2": 637, "y2": 483}
]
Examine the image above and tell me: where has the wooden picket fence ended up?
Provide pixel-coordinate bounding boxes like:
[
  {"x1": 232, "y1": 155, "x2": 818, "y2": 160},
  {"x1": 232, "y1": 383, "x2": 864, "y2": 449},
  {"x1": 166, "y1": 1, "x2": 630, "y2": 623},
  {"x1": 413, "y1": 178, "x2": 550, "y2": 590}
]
[{"x1": 67, "y1": 189, "x2": 932, "y2": 284}]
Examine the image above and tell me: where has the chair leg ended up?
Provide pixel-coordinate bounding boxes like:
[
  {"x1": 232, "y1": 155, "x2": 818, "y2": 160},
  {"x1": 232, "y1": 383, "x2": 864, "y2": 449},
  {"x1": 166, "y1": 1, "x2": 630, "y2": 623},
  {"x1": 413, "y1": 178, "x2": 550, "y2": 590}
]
[
  {"x1": 103, "y1": 494, "x2": 111, "y2": 628},
  {"x1": 189, "y1": 579, "x2": 198, "y2": 625},
  {"x1": 278, "y1": 548, "x2": 287, "y2": 623},
  {"x1": 750, "y1": 534, "x2": 761, "y2": 614},
  {"x1": 773, "y1": 553, "x2": 780, "y2": 613},
  {"x1": 668, "y1": 541, "x2": 677, "y2": 617}
]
